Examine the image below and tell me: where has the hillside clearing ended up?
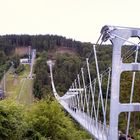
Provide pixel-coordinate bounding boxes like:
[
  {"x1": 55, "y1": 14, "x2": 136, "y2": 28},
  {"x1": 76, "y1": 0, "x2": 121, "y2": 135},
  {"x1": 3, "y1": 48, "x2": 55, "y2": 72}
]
[
  {"x1": 48, "y1": 47, "x2": 77, "y2": 60},
  {"x1": 5, "y1": 65, "x2": 34, "y2": 105}
]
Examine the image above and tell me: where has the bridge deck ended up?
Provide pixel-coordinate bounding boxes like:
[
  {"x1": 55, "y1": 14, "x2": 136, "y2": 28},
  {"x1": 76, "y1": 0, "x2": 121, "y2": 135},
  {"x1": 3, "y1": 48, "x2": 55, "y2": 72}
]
[
  {"x1": 59, "y1": 99, "x2": 109, "y2": 140},
  {"x1": 49, "y1": 61, "x2": 109, "y2": 140}
]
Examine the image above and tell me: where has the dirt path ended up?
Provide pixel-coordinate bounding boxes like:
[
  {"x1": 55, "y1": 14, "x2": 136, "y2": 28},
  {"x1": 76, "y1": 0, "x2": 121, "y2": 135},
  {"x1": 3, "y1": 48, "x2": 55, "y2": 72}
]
[{"x1": 16, "y1": 78, "x2": 26, "y2": 101}]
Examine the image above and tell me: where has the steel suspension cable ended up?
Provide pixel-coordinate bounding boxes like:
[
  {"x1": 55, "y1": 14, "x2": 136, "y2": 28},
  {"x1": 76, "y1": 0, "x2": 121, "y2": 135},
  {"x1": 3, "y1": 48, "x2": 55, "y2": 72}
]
[
  {"x1": 122, "y1": 45, "x2": 137, "y2": 59},
  {"x1": 93, "y1": 44, "x2": 106, "y2": 126},
  {"x1": 77, "y1": 74, "x2": 84, "y2": 113},
  {"x1": 123, "y1": 49, "x2": 138, "y2": 62},
  {"x1": 74, "y1": 33, "x2": 103, "y2": 78},
  {"x1": 96, "y1": 74, "x2": 103, "y2": 122},
  {"x1": 90, "y1": 80, "x2": 96, "y2": 118},
  {"x1": 107, "y1": 32, "x2": 140, "y2": 47},
  {"x1": 105, "y1": 67, "x2": 111, "y2": 120},
  {"x1": 86, "y1": 58, "x2": 97, "y2": 123},
  {"x1": 126, "y1": 45, "x2": 139, "y2": 137},
  {"x1": 74, "y1": 79, "x2": 80, "y2": 110},
  {"x1": 81, "y1": 68, "x2": 90, "y2": 116}
]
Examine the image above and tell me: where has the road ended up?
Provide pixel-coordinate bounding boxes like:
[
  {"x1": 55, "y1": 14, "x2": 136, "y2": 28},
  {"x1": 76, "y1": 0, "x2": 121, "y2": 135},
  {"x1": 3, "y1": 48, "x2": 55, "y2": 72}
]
[{"x1": 29, "y1": 49, "x2": 36, "y2": 78}]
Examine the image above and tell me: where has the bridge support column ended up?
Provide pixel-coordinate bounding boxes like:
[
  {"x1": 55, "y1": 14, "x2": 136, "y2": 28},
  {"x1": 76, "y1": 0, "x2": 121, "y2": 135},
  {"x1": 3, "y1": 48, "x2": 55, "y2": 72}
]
[
  {"x1": 101, "y1": 26, "x2": 140, "y2": 140},
  {"x1": 108, "y1": 40, "x2": 123, "y2": 140}
]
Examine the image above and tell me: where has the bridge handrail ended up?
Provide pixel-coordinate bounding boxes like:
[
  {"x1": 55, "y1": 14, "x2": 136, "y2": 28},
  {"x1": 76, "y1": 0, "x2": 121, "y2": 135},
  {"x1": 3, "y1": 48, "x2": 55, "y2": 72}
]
[{"x1": 48, "y1": 60, "x2": 109, "y2": 140}]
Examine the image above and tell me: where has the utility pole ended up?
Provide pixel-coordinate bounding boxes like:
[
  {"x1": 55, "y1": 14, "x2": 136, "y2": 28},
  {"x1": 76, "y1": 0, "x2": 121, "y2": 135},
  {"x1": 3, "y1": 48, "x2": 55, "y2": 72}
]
[
  {"x1": 4, "y1": 70, "x2": 6, "y2": 93},
  {"x1": 28, "y1": 46, "x2": 31, "y2": 63}
]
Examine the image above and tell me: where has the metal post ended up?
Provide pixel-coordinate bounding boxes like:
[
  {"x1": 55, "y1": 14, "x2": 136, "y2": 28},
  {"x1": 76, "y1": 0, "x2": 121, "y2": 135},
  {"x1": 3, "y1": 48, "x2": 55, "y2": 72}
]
[
  {"x1": 105, "y1": 68, "x2": 111, "y2": 116},
  {"x1": 93, "y1": 44, "x2": 106, "y2": 126},
  {"x1": 81, "y1": 68, "x2": 90, "y2": 116},
  {"x1": 77, "y1": 74, "x2": 84, "y2": 113},
  {"x1": 4, "y1": 70, "x2": 6, "y2": 92},
  {"x1": 74, "y1": 79, "x2": 80, "y2": 111},
  {"x1": 126, "y1": 45, "x2": 139, "y2": 137},
  {"x1": 108, "y1": 41, "x2": 122, "y2": 140},
  {"x1": 86, "y1": 58, "x2": 97, "y2": 121}
]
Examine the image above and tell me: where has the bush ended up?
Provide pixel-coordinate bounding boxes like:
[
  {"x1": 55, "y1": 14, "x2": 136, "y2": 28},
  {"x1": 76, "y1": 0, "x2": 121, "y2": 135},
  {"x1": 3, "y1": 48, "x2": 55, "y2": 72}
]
[
  {"x1": 0, "y1": 100, "x2": 25, "y2": 140},
  {"x1": 15, "y1": 64, "x2": 25, "y2": 74},
  {"x1": 23, "y1": 100, "x2": 89, "y2": 140}
]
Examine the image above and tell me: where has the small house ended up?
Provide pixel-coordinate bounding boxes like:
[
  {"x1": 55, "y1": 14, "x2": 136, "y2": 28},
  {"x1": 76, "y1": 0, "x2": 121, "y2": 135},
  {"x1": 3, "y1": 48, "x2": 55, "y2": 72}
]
[{"x1": 20, "y1": 58, "x2": 30, "y2": 64}]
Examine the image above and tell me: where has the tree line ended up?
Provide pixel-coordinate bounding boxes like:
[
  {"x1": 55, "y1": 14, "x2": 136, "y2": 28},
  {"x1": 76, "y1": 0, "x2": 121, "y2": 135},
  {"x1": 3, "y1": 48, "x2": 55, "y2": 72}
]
[
  {"x1": 0, "y1": 51, "x2": 11, "y2": 80},
  {"x1": 0, "y1": 34, "x2": 93, "y2": 57}
]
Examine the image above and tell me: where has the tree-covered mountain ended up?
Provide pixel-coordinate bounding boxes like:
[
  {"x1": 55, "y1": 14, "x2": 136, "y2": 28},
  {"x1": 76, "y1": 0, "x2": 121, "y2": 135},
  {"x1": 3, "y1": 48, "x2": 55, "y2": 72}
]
[
  {"x1": 1, "y1": 34, "x2": 140, "y2": 139},
  {"x1": 0, "y1": 34, "x2": 92, "y2": 57}
]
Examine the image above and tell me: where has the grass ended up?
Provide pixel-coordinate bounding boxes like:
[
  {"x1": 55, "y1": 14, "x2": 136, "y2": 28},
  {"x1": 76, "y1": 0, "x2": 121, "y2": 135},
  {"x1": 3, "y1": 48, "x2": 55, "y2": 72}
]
[
  {"x1": 5, "y1": 65, "x2": 34, "y2": 106},
  {"x1": 19, "y1": 64, "x2": 30, "y2": 77},
  {"x1": 18, "y1": 79, "x2": 33, "y2": 105}
]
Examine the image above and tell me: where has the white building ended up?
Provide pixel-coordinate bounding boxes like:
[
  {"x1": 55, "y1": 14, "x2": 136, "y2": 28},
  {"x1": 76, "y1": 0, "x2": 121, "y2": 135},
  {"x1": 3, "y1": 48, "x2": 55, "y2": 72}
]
[{"x1": 20, "y1": 58, "x2": 30, "y2": 64}]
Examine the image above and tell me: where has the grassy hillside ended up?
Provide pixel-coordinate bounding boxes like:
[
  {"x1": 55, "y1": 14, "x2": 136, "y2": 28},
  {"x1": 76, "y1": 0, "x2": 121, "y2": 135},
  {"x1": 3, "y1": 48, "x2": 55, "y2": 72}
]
[{"x1": 5, "y1": 65, "x2": 34, "y2": 105}]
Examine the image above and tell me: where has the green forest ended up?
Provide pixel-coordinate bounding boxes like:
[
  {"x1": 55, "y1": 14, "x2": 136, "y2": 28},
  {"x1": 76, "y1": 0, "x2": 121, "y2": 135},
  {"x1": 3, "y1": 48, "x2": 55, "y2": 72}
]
[
  {"x1": 0, "y1": 99, "x2": 90, "y2": 140},
  {"x1": 0, "y1": 35, "x2": 93, "y2": 140},
  {"x1": 0, "y1": 34, "x2": 140, "y2": 139}
]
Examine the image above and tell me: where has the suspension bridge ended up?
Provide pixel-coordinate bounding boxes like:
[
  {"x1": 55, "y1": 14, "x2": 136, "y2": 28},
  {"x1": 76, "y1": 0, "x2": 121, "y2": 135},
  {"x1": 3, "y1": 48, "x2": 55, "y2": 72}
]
[{"x1": 48, "y1": 25, "x2": 140, "y2": 140}]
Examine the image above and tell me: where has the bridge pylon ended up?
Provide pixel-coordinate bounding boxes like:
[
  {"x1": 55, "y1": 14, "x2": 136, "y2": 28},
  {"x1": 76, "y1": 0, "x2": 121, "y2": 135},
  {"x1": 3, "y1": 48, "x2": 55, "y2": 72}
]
[{"x1": 101, "y1": 25, "x2": 140, "y2": 140}]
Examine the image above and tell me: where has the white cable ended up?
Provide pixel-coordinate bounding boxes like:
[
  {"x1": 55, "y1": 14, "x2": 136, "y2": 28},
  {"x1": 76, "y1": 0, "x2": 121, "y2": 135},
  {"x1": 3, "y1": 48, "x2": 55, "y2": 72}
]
[
  {"x1": 93, "y1": 44, "x2": 106, "y2": 126},
  {"x1": 86, "y1": 58, "x2": 97, "y2": 122},
  {"x1": 108, "y1": 32, "x2": 140, "y2": 47},
  {"x1": 77, "y1": 74, "x2": 84, "y2": 113},
  {"x1": 97, "y1": 74, "x2": 103, "y2": 122},
  {"x1": 105, "y1": 67, "x2": 111, "y2": 122},
  {"x1": 81, "y1": 68, "x2": 90, "y2": 128},
  {"x1": 90, "y1": 80, "x2": 96, "y2": 118},
  {"x1": 126, "y1": 45, "x2": 139, "y2": 137}
]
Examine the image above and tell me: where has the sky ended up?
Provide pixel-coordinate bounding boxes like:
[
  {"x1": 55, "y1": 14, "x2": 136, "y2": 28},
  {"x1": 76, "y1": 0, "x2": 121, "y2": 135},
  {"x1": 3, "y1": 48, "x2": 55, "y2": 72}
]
[{"x1": 0, "y1": 0, "x2": 140, "y2": 43}]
